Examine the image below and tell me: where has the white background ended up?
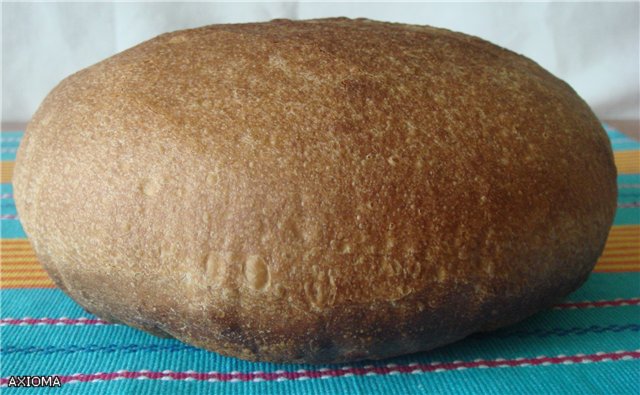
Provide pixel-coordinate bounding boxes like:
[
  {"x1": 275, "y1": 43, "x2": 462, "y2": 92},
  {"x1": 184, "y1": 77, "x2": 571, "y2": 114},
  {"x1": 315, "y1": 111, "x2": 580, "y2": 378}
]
[{"x1": 2, "y1": 1, "x2": 639, "y2": 124}]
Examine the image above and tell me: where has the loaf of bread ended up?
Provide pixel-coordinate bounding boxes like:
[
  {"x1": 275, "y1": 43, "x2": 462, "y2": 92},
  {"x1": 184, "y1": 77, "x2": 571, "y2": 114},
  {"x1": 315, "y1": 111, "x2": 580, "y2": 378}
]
[{"x1": 13, "y1": 18, "x2": 617, "y2": 364}]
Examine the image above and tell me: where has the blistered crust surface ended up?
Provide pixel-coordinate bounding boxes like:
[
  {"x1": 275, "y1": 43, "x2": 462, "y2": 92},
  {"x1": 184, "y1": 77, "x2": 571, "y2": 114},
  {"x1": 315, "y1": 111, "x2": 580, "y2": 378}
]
[{"x1": 13, "y1": 18, "x2": 617, "y2": 363}]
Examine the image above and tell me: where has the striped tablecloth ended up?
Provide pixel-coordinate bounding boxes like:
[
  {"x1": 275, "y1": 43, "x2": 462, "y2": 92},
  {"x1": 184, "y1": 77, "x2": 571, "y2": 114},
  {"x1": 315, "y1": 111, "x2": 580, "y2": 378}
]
[{"x1": 1, "y1": 125, "x2": 639, "y2": 394}]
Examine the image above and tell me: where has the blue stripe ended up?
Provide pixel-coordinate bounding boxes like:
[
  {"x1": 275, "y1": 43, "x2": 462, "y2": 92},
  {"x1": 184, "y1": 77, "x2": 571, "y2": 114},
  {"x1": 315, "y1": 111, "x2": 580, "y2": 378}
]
[
  {"x1": 614, "y1": 208, "x2": 640, "y2": 225},
  {"x1": 1, "y1": 219, "x2": 25, "y2": 238},
  {"x1": 0, "y1": 183, "x2": 14, "y2": 194},
  {"x1": 0, "y1": 131, "x2": 23, "y2": 137},
  {"x1": 2, "y1": 318, "x2": 639, "y2": 374},
  {"x1": 615, "y1": 173, "x2": 640, "y2": 224},
  {"x1": 0, "y1": 132, "x2": 21, "y2": 161}
]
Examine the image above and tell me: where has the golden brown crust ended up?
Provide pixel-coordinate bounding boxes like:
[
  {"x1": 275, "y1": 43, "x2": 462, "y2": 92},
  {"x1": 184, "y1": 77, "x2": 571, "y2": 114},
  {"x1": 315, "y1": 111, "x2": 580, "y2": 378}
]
[{"x1": 13, "y1": 18, "x2": 617, "y2": 364}]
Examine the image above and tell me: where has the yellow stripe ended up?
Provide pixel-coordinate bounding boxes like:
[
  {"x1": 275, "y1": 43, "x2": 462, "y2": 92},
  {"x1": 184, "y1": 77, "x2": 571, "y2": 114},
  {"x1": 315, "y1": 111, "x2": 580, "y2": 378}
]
[
  {"x1": 605, "y1": 231, "x2": 639, "y2": 236},
  {"x1": 614, "y1": 151, "x2": 640, "y2": 174},
  {"x1": 1, "y1": 256, "x2": 39, "y2": 262},
  {"x1": 598, "y1": 258, "x2": 640, "y2": 264},
  {"x1": 610, "y1": 225, "x2": 640, "y2": 230},
  {"x1": 1, "y1": 280, "x2": 54, "y2": 285},
  {"x1": 607, "y1": 229, "x2": 640, "y2": 234},
  {"x1": 594, "y1": 265, "x2": 640, "y2": 272},
  {"x1": 606, "y1": 231, "x2": 640, "y2": 236},
  {"x1": 1, "y1": 256, "x2": 40, "y2": 262},
  {"x1": 1, "y1": 264, "x2": 44, "y2": 269},
  {"x1": 1, "y1": 262, "x2": 44, "y2": 268},
  {"x1": 2, "y1": 286, "x2": 56, "y2": 289},
  {"x1": 598, "y1": 251, "x2": 639, "y2": 257},
  {"x1": 599, "y1": 250, "x2": 640, "y2": 257},
  {"x1": 0, "y1": 272, "x2": 49, "y2": 282},
  {"x1": 596, "y1": 261, "x2": 640, "y2": 268},
  {"x1": 0, "y1": 279, "x2": 55, "y2": 288},
  {"x1": 601, "y1": 247, "x2": 640, "y2": 253},
  {"x1": 0, "y1": 250, "x2": 34, "y2": 254},
  {"x1": 597, "y1": 229, "x2": 638, "y2": 269},
  {"x1": 603, "y1": 242, "x2": 639, "y2": 248},
  {"x1": 607, "y1": 235, "x2": 640, "y2": 239},
  {"x1": 597, "y1": 261, "x2": 639, "y2": 266},
  {"x1": 1, "y1": 270, "x2": 44, "y2": 275},
  {"x1": 595, "y1": 260, "x2": 639, "y2": 266},
  {"x1": 604, "y1": 239, "x2": 640, "y2": 245},
  {"x1": 607, "y1": 225, "x2": 640, "y2": 234},
  {"x1": 601, "y1": 254, "x2": 640, "y2": 261},
  {"x1": 607, "y1": 232, "x2": 640, "y2": 236},
  {"x1": 0, "y1": 243, "x2": 31, "y2": 249},
  {"x1": 601, "y1": 244, "x2": 640, "y2": 251},
  {"x1": 1, "y1": 262, "x2": 44, "y2": 269},
  {"x1": 1, "y1": 276, "x2": 49, "y2": 280},
  {"x1": 604, "y1": 242, "x2": 640, "y2": 249},
  {"x1": 2, "y1": 256, "x2": 40, "y2": 261},
  {"x1": 604, "y1": 226, "x2": 640, "y2": 254},
  {"x1": 1, "y1": 254, "x2": 38, "y2": 261},
  {"x1": 0, "y1": 161, "x2": 15, "y2": 183}
]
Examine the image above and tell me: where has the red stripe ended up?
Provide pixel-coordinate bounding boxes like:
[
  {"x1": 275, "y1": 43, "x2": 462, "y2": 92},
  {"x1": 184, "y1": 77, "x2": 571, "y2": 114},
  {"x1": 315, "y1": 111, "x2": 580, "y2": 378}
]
[
  {"x1": 0, "y1": 261, "x2": 41, "y2": 266},
  {"x1": 605, "y1": 241, "x2": 640, "y2": 247},
  {"x1": 0, "y1": 350, "x2": 637, "y2": 385},
  {"x1": 1, "y1": 284, "x2": 56, "y2": 289},
  {"x1": 610, "y1": 225, "x2": 640, "y2": 229},
  {"x1": 1, "y1": 275, "x2": 50, "y2": 281},
  {"x1": 617, "y1": 202, "x2": 640, "y2": 208},
  {"x1": 607, "y1": 233, "x2": 640, "y2": 238},
  {"x1": 596, "y1": 259, "x2": 640, "y2": 263},
  {"x1": 595, "y1": 263, "x2": 640, "y2": 267},
  {"x1": 599, "y1": 252, "x2": 640, "y2": 258},
  {"x1": 605, "y1": 238, "x2": 640, "y2": 243},
  {"x1": 0, "y1": 317, "x2": 111, "y2": 326},
  {"x1": 1, "y1": 269, "x2": 46, "y2": 273},
  {"x1": 553, "y1": 298, "x2": 640, "y2": 309},
  {"x1": 608, "y1": 228, "x2": 640, "y2": 234},
  {"x1": 601, "y1": 246, "x2": 640, "y2": 251}
]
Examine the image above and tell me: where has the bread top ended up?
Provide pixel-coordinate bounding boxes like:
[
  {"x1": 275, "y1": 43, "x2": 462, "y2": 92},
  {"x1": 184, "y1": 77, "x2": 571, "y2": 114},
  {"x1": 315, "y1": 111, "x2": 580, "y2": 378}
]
[{"x1": 15, "y1": 18, "x2": 616, "y2": 360}]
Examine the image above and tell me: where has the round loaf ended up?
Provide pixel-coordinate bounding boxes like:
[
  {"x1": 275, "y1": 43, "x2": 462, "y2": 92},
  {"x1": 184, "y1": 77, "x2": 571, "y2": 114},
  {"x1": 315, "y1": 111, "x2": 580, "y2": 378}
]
[{"x1": 13, "y1": 18, "x2": 617, "y2": 364}]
